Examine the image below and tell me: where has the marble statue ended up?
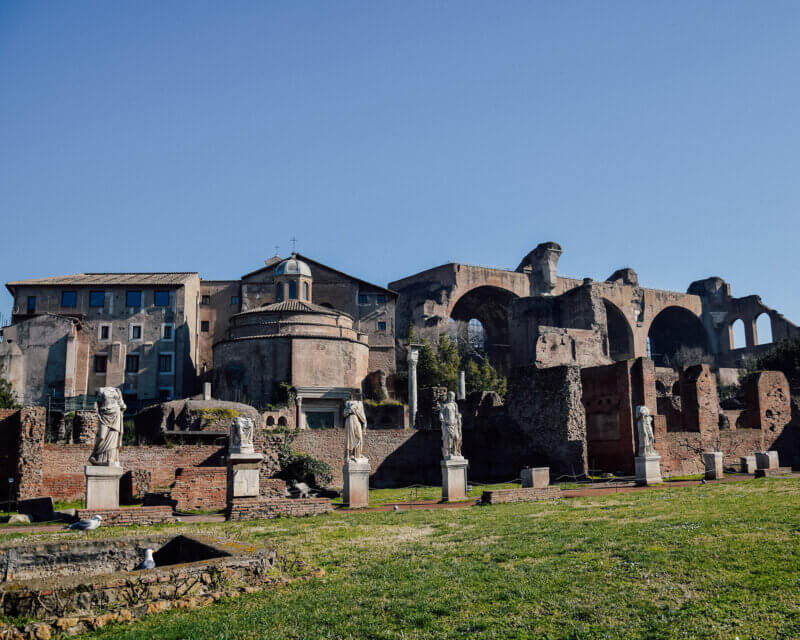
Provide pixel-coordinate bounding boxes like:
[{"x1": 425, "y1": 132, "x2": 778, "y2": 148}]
[
  {"x1": 89, "y1": 387, "x2": 126, "y2": 466},
  {"x1": 230, "y1": 416, "x2": 255, "y2": 454},
  {"x1": 635, "y1": 405, "x2": 657, "y2": 457},
  {"x1": 344, "y1": 400, "x2": 367, "y2": 461},
  {"x1": 439, "y1": 391, "x2": 463, "y2": 459}
]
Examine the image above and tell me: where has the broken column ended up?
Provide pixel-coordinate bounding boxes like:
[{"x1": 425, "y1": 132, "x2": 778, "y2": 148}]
[
  {"x1": 203, "y1": 382, "x2": 212, "y2": 400},
  {"x1": 703, "y1": 452, "x2": 723, "y2": 480},
  {"x1": 457, "y1": 370, "x2": 466, "y2": 400},
  {"x1": 226, "y1": 417, "x2": 263, "y2": 502},
  {"x1": 408, "y1": 344, "x2": 420, "y2": 428}
]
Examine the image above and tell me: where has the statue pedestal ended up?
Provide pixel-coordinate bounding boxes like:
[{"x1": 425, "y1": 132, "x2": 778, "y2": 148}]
[
  {"x1": 703, "y1": 452, "x2": 723, "y2": 480},
  {"x1": 342, "y1": 458, "x2": 370, "y2": 508},
  {"x1": 441, "y1": 457, "x2": 468, "y2": 502},
  {"x1": 227, "y1": 452, "x2": 263, "y2": 502},
  {"x1": 85, "y1": 465, "x2": 124, "y2": 509},
  {"x1": 635, "y1": 455, "x2": 662, "y2": 486}
]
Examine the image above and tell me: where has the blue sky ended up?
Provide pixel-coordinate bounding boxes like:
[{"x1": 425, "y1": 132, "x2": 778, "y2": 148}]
[{"x1": 1, "y1": 2, "x2": 799, "y2": 324}]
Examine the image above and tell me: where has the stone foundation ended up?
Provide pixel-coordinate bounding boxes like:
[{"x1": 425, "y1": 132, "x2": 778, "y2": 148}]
[
  {"x1": 75, "y1": 506, "x2": 176, "y2": 526},
  {"x1": 225, "y1": 497, "x2": 332, "y2": 521},
  {"x1": 481, "y1": 486, "x2": 562, "y2": 504}
]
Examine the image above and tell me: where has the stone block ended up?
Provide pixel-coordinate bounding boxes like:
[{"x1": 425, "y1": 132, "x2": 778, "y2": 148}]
[
  {"x1": 703, "y1": 452, "x2": 723, "y2": 480},
  {"x1": 17, "y1": 497, "x2": 54, "y2": 522},
  {"x1": 521, "y1": 467, "x2": 550, "y2": 488},
  {"x1": 85, "y1": 465, "x2": 124, "y2": 509},
  {"x1": 741, "y1": 455, "x2": 757, "y2": 474},
  {"x1": 441, "y1": 457, "x2": 468, "y2": 502},
  {"x1": 342, "y1": 458, "x2": 370, "y2": 508},
  {"x1": 227, "y1": 453, "x2": 263, "y2": 501},
  {"x1": 635, "y1": 455, "x2": 663, "y2": 485},
  {"x1": 755, "y1": 450, "x2": 779, "y2": 471}
]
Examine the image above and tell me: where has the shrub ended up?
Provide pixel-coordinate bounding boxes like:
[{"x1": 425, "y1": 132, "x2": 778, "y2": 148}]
[
  {"x1": 277, "y1": 430, "x2": 332, "y2": 487},
  {"x1": 0, "y1": 375, "x2": 18, "y2": 410}
]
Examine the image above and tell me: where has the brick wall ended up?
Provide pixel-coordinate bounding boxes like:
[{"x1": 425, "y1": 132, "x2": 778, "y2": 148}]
[
  {"x1": 226, "y1": 497, "x2": 332, "y2": 521},
  {"x1": 74, "y1": 506, "x2": 175, "y2": 525},
  {"x1": 169, "y1": 467, "x2": 227, "y2": 511},
  {"x1": 481, "y1": 486, "x2": 562, "y2": 504},
  {"x1": 17, "y1": 407, "x2": 46, "y2": 500},
  {"x1": 42, "y1": 443, "x2": 225, "y2": 500}
]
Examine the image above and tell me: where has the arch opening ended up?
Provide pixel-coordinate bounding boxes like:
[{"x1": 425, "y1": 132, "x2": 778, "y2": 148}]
[
  {"x1": 756, "y1": 313, "x2": 773, "y2": 345},
  {"x1": 603, "y1": 300, "x2": 635, "y2": 361},
  {"x1": 647, "y1": 306, "x2": 711, "y2": 368},
  {"x1": 449, "y1": 286, "x2": 519, "y2": 375},
  {"x1": 731, "y1": 319, "x2": 746, "y2": 349}
]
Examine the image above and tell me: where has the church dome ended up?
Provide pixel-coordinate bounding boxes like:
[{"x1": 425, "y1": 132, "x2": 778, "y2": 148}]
[{"x1": 274, "y1": 254, "x2": 312, "y2": 277}]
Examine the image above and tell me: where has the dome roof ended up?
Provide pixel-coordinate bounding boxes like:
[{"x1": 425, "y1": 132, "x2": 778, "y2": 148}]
[{"x1": 274, "y1": 254, "x2": 312, "y2": 277}]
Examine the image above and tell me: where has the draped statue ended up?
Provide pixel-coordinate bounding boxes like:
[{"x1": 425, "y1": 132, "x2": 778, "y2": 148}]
[
  {"x1": 89, "y1": 387, "x2": 126, "y2": 466},
  {"x1": 230, "y1": 417, "x2": 255, "y2": 454},
  {"x1": 439, "y1": 391, "x2": 463, "y2": 459},
  {"x1": 344, "y1": 400, "x2": 367, "y2": 461},
  {"x1": 635, "y1": 405, "x2": 657, "y2": 457}
]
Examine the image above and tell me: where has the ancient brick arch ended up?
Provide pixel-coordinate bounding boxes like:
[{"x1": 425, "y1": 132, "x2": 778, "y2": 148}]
[
  {"x1": 602, "y1": 299, "x2": 635, "y2": 361},
  {"x1": 448, "y1": 285, "x2": 522, "y2": 374},
  {"x1": 645, "y1": 305, "x2": 710, "y2": 367}
]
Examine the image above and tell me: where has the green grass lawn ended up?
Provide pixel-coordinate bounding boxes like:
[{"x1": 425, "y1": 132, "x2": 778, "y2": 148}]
[{"x1": 5, "y1": 478, "x2": 800, "y2": 639}]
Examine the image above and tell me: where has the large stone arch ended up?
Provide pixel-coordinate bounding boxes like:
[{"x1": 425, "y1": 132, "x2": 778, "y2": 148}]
[
  {"x1": 602, "y1": 299, "x2": 635, "y2": 361},
  {"x1": 448, "y1": 285, "x2": 520, "y2": 375},
  {"x1": 646, "y1": 306, "x2": 710, "y2": 367}
]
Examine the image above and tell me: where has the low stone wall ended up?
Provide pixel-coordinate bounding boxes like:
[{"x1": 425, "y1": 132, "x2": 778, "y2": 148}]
[
  {"x1": 75, "y1": 506, "x2": 176, "y2": 526},
  {"x1": 226, "y1": 497, "x2": 332, "y2": 521},
  {"x1": 170, "y1": 467, "x2": 227, "y2": 512},
  {"x1": 481, "y1": 486, "x2": 562, "y2": 505}
]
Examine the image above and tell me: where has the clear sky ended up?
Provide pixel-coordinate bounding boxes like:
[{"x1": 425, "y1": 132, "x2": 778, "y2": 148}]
[{"x1": 1, "y1": 2, "x2": 799, "y2": 324}]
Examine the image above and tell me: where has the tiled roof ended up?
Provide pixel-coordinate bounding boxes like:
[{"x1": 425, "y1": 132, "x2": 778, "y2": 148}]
[
  {"x1": 7, "y1": 273, "x2": 198, "y2": 287},
  {"x1": 257, "y1": 300, "x2": 343, "y2": 314}
]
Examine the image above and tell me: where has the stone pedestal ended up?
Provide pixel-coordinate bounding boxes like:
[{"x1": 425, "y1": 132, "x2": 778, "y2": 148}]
[
  {"x1": 741, "y1": 455, "x2": 757, "y2": 474},
  {"x1": 227, "y1": 453, "x2": 263, "y2": 502},
  {"x1": 755, "y1": 450, "x2": 779, "y2": 471},
  {"x1": 635, "y1": 455, "x2": 663, "y2": 486},
  {"x1": 703, "y1": 452, "x2": 723, "y2": 480},
  {"x1": 342, "y1": 458, "x2": 370, "y2": 508},
  {"x1": 85, "y1": 465, "x2": 124, "y2": 509},
  {"x1": 441, "y1": 457, "x2": 468, "y2": 502},
  {"x1": 521, "y1": 467, "x2": 550, "y2": 488}
]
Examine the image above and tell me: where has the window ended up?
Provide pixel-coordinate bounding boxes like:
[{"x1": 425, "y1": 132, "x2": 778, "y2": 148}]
[
  {"x1": 378, "y1": 321, "x2": 387, "y2": 331},
  {"x1": 125, "y1": 354, "x2": 139, "y2": 372},
  {"x1": 200, "y1": 295, "x2": 211, "y2": 305},
  {"x1": 162, "y1": 323, "x2": 174, "y2": 341},
  {"x1": 276, "y1": 284, "x2": 284, "y2": 302},
  {"x1": 129, "y1": 324, "x2": 142, "y2": 340},
  {"x1": 159, "y1": 387, "x2": 174, "y2": 401},
  {"x1": 376, "y1": 295, "x2": 386, "y2": 305},
  {"x1": 98, "y1": 324, "x2": 111, "y2": 341},
  {"x1": 94, "y1": 355, "x2": 107, "y2": 373},
  {"x1": 89, "y1": 291, "x2": 105, "y2": 308},
  {"x1": 305, "y1": 412, "x2": 336, "y2": 429},
  {"x1": 358, "y1": 294, "x2": 369, "y2": 305},
  {"x1": 231, "y1": 295, "x2": 240, "y2": 306},
  {"x1": 126, "y1": 291, "x2": 142, "y2": 307},
  {"x1": 61, "y1": 291, "x2": 77, "y2": 308},
  {"x1": 289, "y1": 281, "x2": 297, "y2": 299},
  {"x1": 302, "y1": 282, "x2": 309, "y2": 300},
  {"x1": 201, "y1": 320, "x2": 210, "y2": 333},
  {"x1": 154, "y1": 290, "x2": 170, "y2": 307},
  {"x1": 26, "y1": 296, "x2": 36, "y2": 313},
  {"x1": 158, "y1": 353, "x2": 174, "y2": 373}
]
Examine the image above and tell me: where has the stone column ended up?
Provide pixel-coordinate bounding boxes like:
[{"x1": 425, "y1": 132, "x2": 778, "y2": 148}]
[
  {"x1": 703, "y1": 452, "x2": 723, "y2": 480},
  {"x1": 407, "y1": 345, "x2": 420, "y2": 428},
  {"x1": 295, "y1": 396, "x2": 304, "y2": 430},
  {"x1": 203, "y1": 382, "x2": 212, "y2": 400},
  {"x1": 457, "y1": 371, "x2": 466, "y2": 400},
  {"x1": 342, "y1": 458, "x2": 370, "y2": 508}
]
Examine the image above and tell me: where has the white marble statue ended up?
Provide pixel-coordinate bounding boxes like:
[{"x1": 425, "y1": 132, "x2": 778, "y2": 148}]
[
  {"x1": 344, "y1": 400, "x2": 367, "y2": 461},
  {"x1": 89, "y1": 387, "x2": 126, "y2": 466},
  {"x1": 439, "y1": 391, "x2": 463, "y2": 459},
  {"x1": 230, "y1": 416, "x2": 255, "y2": 454},
  {"x1": 635, "y1": 405, "x2": 657, "y2": 457}
]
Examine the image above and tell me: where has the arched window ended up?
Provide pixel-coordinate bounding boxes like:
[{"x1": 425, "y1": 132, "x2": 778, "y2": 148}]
[
  {"x1": 302, "y1": 282, "x2": 309, "y2": 300},
  {"x1": 289, "y1": 281, "x2": 297, "y2": 299},
  {"x1": 756, "y1": 313, "x2": 773, "y2": 345},
  {"x1": 276, "y1": 283, "x2": 284, "y2": 302},
  {"x1": 731, "y1": 319, "x2": 746, "y2": 349},
  {"x1": 277, "y1": 416, "x2": 288, "y2": 427},
  {"x1": 266, "y1": 416, "x2": 275, "y2": 426}
]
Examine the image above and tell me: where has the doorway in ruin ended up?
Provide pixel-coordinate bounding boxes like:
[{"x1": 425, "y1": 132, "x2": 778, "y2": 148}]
[
  {"x1": 646, "y1": 306, "x2": 710, "y2": 368},
  {"x1": 603, "y1": 300, "x2": 635, "y2": 361},
  {"x1": 449, "y1": 286, "x2": 519, "y2": 375}
]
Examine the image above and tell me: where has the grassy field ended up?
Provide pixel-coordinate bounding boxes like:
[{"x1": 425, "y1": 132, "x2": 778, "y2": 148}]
[
  {"x1": 5, "y1": 478, "x2": 800, "y2": 639},
  {"x1": 331, "y1": 482, "x2": 521, "y2": 505}
]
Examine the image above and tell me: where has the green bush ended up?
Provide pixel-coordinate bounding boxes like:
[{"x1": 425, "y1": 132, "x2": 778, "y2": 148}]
[
  {"x1": 0, "y1": 376, "x2": 18, "y2": 410},
  {"x1": 276, "y1": 431, "x2": 332, "y2": 487}
]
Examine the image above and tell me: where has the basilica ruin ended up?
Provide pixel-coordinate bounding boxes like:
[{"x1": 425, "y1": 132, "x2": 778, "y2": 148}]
[{"x1": 0, "y1": 242, "x2": 798, "y2": 509}]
